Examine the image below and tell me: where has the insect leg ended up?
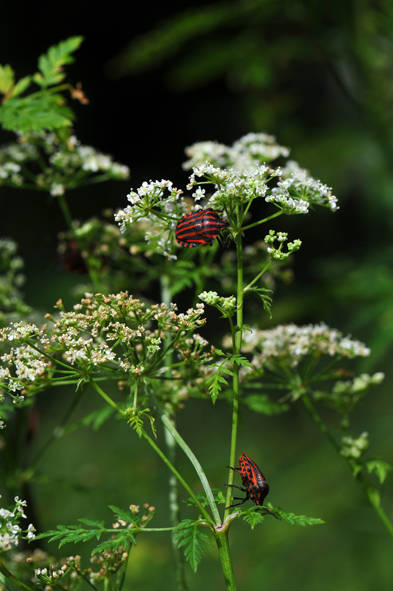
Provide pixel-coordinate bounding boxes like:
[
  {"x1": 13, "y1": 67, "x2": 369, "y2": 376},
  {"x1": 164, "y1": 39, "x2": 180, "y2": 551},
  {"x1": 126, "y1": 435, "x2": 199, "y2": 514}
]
[{"x1": 225, "y1": 484, "x2": 247, "y2": 491}]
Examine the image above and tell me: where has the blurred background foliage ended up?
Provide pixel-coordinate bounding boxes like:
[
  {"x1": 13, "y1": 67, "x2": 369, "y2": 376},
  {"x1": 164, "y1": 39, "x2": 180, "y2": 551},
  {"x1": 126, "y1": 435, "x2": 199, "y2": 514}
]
[{"x1": 1, "y1": 0, "x2": 393, "y2": 589}]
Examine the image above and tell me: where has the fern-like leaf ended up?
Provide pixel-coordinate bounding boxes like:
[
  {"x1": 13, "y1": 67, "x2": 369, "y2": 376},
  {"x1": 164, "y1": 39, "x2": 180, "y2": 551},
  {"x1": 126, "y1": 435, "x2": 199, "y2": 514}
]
[
  {"x1": 173, "y1": 519, "x2": 210, "y2": 572},
  {"x1": 35, "y1": 36, "x2": 83, "y2": 87}
]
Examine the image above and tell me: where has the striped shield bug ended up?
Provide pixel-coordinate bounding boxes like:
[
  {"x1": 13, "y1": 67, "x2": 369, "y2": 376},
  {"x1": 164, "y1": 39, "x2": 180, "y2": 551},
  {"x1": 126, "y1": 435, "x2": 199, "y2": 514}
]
[
  {"x1": 227, "y1": 453, "x2": 270, "y2": 508},
  {"x1": 175, "y1": 208, "x2": 228, "y2": 248}
]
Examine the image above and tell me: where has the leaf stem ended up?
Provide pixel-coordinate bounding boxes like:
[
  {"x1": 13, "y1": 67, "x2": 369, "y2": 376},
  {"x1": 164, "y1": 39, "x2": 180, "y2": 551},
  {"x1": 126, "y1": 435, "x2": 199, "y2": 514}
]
[{"x1": 161, "y1": 414, "x2": 221, "y2": 525}]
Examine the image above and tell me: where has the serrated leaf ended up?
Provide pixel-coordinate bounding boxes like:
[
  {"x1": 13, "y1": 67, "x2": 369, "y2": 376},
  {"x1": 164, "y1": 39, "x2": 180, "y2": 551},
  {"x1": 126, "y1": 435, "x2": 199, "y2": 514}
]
[
  {"x1": 173, "y1": 520, "x2": 210, "y2": 572},
  {"x1": 241, "y1": 508, "x2": 265, "y2": 530},
  {"x1": 243, "y1": 394, "x2": 289, "y2": 415},
  {"x1": 266, "y1": 503, "x2": 324, "y2": 526},
  {"x1": 78, "y1": 518, "x2": 105, "y2": 528},
  {"x1": 92, "y1": 533, "x2": 135, "y2": 555},
  {"x1": 10, "y1": 76, "x2": 31, "y2": 98},
  {"x1": 230, "y1": 354, "x2": 253, "y2": 368},
  {"x1": 108, "y1": 505, "x2": 132, "y2": 522},
  {"x1": 0, "y1": 93, "x2": 74, "y2": 134},
  {"x1": 366, "y1": 459, "x2": 392, "y2": 484},
  {"x1": 0, "y1": 65, "x2": 14, "y2": 94},
  {"x1": 36, "y1": 36, "x2": 83, "y2": 87}
]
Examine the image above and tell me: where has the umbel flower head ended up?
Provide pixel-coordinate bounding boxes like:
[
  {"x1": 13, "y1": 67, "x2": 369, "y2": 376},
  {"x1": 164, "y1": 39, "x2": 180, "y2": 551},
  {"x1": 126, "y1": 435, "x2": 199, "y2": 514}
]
[
  {"x1": 115, "y1": 132, "x2": 338, "y2": 258},
  {"x1": 0, "y1": 293, "x2": 212, "y2": 401},
  {"x1": 238, "y1": 323, "x2": 370, "y2": 369},
  {"x1": 0, "y1": 132, "x2": 129, "y2": 194}
]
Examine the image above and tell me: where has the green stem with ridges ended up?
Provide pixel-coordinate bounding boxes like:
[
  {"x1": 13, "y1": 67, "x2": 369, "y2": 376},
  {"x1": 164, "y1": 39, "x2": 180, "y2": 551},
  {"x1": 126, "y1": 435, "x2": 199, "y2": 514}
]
[
  {"x1": 214, "y1": 533, "x2": 237, "y2": 591},
  {"x1": 224, "y1": 231, "x2": 244, "y2": 519}
]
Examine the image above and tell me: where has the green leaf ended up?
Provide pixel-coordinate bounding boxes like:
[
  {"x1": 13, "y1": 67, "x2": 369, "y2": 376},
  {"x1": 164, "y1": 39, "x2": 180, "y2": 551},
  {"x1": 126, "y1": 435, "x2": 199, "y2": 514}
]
[
  {"x1": 0, "y1": 65, "x2": 14, "y2": 94},
  {"x1": 366, "y1": 459, "x2": 392, "y2": 484},
  {"x1": 9, "y1": 75, "x2": 31, "y2": 98},
  {"x1": 266, "y1": 503, "x2": 325, "y2": 526},
  {"x1": 108, "y1": 505, "x2": 132, "y2": 522},
  {"x1": 35, "y1": 36, "x2": 83, "y2": 87},
  {"x1": 243, "y1": 394, "x2": 289, "y2": 415},
  {"x1": 92, "y1": 532, "x2": 135, "y2": 555},
  {"x1": 241, "y1": 507, "x2": 265, "y2": 530},
  {"x1": 173, "y1": 519, "x2": 210, "y2": 572},
  {"x1": 78, "y1": 518, "x2": 105, "y2": 528},
  {"x1": 36, "y1": 524, "x2": 103, "y2": 548},
  {"x1": 0, "y1": 93, "x2": 74, "y2": 134},
  {"x1": 230, "y1": 354, "x2": 253, "y2": 368}
]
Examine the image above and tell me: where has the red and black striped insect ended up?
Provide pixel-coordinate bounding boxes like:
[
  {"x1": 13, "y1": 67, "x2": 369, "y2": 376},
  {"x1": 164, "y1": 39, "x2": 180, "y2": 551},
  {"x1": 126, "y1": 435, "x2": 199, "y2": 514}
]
[
  {"x1": 175, "y1": 208, "x2": 228, "y2": 248},
  {"x1": 227, "y1": 453, "x2": 270, "y2": 508}
]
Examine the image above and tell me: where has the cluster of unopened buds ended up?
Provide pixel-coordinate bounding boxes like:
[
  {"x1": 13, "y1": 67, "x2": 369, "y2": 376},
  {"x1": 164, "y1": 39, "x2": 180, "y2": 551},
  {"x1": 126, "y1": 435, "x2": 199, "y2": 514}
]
[
  {"x1": 341, "y1": 432, "x2": 369, "y2": 459},
  {"x1": 264, "y1": 230, "x2": 302, "y2": 261}
]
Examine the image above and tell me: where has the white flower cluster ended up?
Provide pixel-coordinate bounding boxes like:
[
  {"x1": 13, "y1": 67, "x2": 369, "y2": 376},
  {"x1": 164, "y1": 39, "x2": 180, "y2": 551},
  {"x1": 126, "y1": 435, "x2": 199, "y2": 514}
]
[
  {"x1": 264, "y1": 229, "x2": 302, "y2": 260},
  {"x1": 183, "y1": 132, "x2": 289, "y2": 170},
  {"x1": 341, "y1": 432, "x2": 369, "y2": 459},
  {"x1": 198, "y1": 291, "x2": 236, "y2": 316},
  {"x1": 0, "y1": 495, "x2": 36, "y2": 551},
  {"x1": 332, "y1": 372, "x2": 385, "y2": 396},
  {"x1": 0, "y1": 293, "x2": 210, "y2": 395},
  {"x1": 0, "y1": 345, "x2": 48, "y2": 393},
  {"x1": 187, "y1": 163, "x2": 270, "y2": 209},
  {"x1": 115, "y1": 180, "x2": 187, "y2": 259},
  {"x1": 268, "y1": 161, "x2": 338, "y2": 214},
  {"x1": 0, "y1": 132, "x2": 130, "y2": 193},
  {"x1": 237, "y1": 323, "x2": 370, "y2": 368}
]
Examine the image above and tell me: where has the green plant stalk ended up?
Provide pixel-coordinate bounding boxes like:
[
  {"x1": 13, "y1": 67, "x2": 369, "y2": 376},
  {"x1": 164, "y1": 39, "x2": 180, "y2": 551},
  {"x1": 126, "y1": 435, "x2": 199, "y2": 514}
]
[
  {"x1": 224, "y1": 232, "x2": 244, "y2": 518},
  {"x1": 0, "y1": 561, "x2": 34, "y2": 591},
  {"x1": 56, "y1": 192, "x2": 102, "y2": 292},
  {"x1": 161, "y1": 273, "x2": 188, "y2": 591},
  {"x1": 214, "y1": 533, "x2": 237, "y2": 591},
  {"x1": 301, "y1": 392, "x2": 393, "y2": 539},
  {"x1": 161, "y1": 414, "x2": 221, "y2": 525},
  {"x1": 90, "y1": 382, "x2": 212, "y2": 523}
]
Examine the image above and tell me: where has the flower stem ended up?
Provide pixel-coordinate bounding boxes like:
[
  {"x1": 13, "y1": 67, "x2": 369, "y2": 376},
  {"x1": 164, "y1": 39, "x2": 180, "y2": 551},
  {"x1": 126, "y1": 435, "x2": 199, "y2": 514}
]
[
  {"x1": 241, "y1": 210, "x2": 282, "y2": 231},
  {"x1": 214, "y1": 533, "x2": 237, "y2": 591},
  {"x1": 224, "y1": 231, "x2": 244, "y2": 519},
  {"x1": 301, "y1": 392, "x2": 393, "y2": 540}
]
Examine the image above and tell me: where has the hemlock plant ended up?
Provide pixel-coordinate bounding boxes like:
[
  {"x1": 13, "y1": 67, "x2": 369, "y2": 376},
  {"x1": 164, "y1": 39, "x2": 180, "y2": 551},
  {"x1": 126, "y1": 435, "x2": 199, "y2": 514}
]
[{"x1": 0, "y1": 38, "x2": 391, "y2": 591}]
